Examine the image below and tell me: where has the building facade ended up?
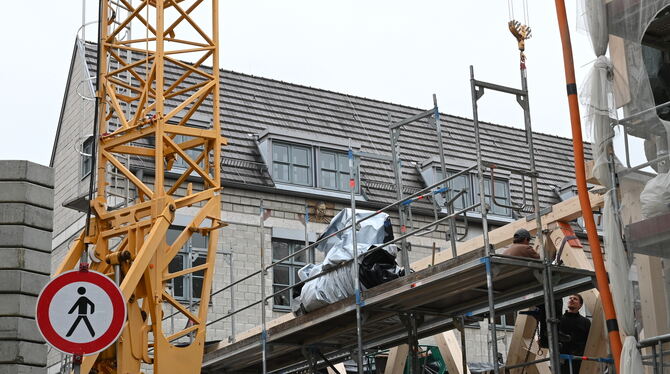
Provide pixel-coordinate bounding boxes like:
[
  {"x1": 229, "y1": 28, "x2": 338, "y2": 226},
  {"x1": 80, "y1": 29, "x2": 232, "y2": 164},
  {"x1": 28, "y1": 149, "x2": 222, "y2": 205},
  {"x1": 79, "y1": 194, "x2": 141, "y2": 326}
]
[{"x1": 47, "y1": 39, "x2": 590, "y2": 372}]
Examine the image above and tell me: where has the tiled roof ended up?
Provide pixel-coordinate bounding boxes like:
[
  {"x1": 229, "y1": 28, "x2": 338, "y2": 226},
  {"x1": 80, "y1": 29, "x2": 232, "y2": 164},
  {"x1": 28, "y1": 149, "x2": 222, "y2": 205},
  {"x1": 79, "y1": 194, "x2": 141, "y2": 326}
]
[{"x1": 81, "y1": 43, "x2": 588, "y2": 210}]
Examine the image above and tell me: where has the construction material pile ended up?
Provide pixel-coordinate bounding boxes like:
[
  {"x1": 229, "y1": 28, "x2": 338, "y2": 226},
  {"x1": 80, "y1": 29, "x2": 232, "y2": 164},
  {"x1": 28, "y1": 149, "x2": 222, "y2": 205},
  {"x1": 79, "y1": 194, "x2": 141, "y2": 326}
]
[{"x1": 292, "y1": 209, "x2": 404, "y2": 314}]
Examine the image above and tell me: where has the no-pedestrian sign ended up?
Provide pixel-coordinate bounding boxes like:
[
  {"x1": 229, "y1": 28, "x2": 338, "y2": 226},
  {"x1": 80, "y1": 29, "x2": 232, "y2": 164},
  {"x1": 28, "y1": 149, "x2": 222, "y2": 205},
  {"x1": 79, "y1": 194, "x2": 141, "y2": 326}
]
[{"x1": 36, "y1": 270, "x2": 127, "y2": 355}]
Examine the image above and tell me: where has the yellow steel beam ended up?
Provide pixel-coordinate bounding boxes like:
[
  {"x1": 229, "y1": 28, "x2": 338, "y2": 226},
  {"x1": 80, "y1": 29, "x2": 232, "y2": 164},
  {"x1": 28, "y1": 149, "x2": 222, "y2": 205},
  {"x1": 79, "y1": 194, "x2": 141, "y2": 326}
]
[{"x1": 57, "y1": 1, "x2": 223, "y2": 372}]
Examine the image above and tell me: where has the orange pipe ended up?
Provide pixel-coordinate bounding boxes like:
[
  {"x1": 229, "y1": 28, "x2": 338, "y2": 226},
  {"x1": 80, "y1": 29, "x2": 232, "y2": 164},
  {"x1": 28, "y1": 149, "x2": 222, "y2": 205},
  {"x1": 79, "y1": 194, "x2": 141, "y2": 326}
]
[{"x1": 553, "y1": 0, "x2": 622, "y2": 372}]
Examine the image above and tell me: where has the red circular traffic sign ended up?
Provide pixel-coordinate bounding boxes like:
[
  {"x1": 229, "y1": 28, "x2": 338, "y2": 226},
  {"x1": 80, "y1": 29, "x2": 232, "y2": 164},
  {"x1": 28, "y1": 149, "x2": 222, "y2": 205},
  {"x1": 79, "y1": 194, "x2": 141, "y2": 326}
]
[{"x1": 36, "y1": 270, "x2": 126, "y2": 355}]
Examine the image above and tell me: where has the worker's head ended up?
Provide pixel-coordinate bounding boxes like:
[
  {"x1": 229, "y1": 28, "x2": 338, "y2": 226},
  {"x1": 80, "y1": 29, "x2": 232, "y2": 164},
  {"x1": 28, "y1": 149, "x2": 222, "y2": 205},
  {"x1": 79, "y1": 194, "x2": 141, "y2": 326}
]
[
  {"x1": 513, "y1": 228, "x2": 531, "y2": 244},
  {"x1": 566, "y1": 294, "x2": 584, "y2": 312}
]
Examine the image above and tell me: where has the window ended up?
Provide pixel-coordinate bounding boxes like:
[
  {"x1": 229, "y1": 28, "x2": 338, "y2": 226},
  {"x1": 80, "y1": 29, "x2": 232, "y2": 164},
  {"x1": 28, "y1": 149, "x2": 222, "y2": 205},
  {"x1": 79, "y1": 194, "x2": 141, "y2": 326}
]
[
  {"x1": 166, "y1": 227, "x2": 208, "y2": 303},
  {"x1": 272, "y1": 239, "x2": 307, "y2": 311},
  {"x1": 444, "y1": 171, "x2": 472, "y2": 211},
  {"x1": 473, "y1": 176, "x2": 512, "y2": 217},
  {"x1": 81, "y1": 136, "x2": 94, "y2": 178},
  {"x1": 320, "y1": 150, "x2": 351, "y2": 192},
  {"x1": 272, "y1": 142, "x2": 312, "y2": 186},
  {"x1": 172, "y1": 134, "x2": 204, "y2": 170}
]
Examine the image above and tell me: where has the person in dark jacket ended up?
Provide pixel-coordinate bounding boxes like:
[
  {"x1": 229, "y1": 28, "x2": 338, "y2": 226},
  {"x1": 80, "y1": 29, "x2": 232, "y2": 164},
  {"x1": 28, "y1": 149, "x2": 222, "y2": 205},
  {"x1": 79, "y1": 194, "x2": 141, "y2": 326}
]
[
  {"x1": 558, "y1": 294, "x2": 591, "y2": 374},
  {"x1": 502, "y1": 228, "x2": 540, "y2": 259}
]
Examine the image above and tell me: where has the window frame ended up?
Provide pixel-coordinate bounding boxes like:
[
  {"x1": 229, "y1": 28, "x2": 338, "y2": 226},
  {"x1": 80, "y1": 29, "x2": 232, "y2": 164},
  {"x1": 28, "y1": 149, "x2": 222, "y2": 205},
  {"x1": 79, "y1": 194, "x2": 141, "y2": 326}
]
[
  {"x1": 171, "y1": 133, "x2": 205, "y2": 171},
  {"x1": 442, "y1": 169, "x2": 473, "y2": 212},
  {"x1": 271, "y1": 239, "x2": 308, "y2": 312},
  {"x1": 472, "y1": 175, "x2": 512, "y2": 217},
  {"x1": 432, "y1": 166, "x2": 512, "y2": 218},
  {"x1": 166, "y1": 226, "x2": 209, "y2": 304},
  {"x1": 81, "y1": 136, "x2": 94, "y2": 179},
  {"x1": 272, "y1": 141, "x2": 313, "y2": 186},
  {"x1": 267, "y1": 139, "x2": 360, "y2": 194},
  {"x1": 317, "y1": 148, "x2": 354, "y2": 192}
]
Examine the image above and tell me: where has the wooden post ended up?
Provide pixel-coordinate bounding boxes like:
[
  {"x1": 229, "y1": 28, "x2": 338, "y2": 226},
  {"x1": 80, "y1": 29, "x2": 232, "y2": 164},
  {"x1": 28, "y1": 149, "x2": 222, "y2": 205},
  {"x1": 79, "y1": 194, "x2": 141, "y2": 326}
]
[
  {"x1": 506, "y1": 313, "x2": 548, "y2": 374},
  {"x1": 327, "y1": 362, "x2": 346, "y2": 374},
  {"x1": 384, "y1": 345, "x2": 409, "y2": 374},
  {"x1": 435, "y1": 330, "x2": 471, "y2": 374}
]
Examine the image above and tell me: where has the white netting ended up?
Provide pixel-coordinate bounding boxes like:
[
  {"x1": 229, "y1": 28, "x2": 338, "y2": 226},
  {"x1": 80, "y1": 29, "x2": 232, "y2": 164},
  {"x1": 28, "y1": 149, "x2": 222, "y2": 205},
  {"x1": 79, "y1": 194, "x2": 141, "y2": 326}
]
[
  {"x1": 580, "y1": 55, "x2": 620, "y2": 185},
  {"x1": 603, "y1": 193, "x2": 635, "y2": 336},
  {"x1": 580, "y1": 0, "x2": 609, "y2": 55},
  {"x1": 579, "y1": 1, "x2": 670, "y2": 372},
  {"x1": 621, "y1": 336, "x2": 645, "y2": 373},
  {"x1": 640, "y1": 171, "x2": 670, "y2": 217}
]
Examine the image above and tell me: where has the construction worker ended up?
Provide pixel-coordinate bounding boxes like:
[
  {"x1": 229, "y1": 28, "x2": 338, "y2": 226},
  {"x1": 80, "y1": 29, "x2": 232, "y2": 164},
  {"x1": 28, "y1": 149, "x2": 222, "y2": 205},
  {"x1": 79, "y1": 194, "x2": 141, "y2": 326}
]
[
  {"x1": 558, "y1": 294, "x2": 591, "y2": 374},
  {"x1": 502, "y1": 228, "x2": 540, "y2": 259},
  {"x1": 505, "y1": 229, "x2": 560, "y2": 356}
]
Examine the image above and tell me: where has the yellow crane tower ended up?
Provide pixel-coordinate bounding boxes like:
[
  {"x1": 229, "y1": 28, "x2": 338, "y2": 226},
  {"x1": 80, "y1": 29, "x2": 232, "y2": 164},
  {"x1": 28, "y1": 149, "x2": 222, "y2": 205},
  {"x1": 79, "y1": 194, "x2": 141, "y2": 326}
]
[{"x1": 55, "y1": 0, "x2": 224, "y2": 372}]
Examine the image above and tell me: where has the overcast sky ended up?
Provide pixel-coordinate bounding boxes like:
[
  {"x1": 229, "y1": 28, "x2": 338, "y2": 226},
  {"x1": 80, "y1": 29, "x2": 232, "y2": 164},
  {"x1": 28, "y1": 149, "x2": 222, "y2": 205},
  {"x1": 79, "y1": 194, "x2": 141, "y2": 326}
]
[{"x1": 0, "y1": 1, "x2": 595, "y2": 166}]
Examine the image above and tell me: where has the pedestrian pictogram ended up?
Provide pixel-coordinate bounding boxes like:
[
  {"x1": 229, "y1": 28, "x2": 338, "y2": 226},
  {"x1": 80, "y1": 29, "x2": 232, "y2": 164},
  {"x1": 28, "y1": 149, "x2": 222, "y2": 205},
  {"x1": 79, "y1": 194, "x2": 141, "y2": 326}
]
[
  {"x1": 66, "y1": 287, "x2": 96, "y2": 337},
  {"x1": 36, "y1": 270, "x2": 126, "y2": 355}
]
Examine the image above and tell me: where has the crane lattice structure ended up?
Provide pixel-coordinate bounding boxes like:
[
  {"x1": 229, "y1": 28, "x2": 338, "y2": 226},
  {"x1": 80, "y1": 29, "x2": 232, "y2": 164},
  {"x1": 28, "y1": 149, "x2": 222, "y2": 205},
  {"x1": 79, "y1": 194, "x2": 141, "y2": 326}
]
[{"x1": 56, "y1": 0, "x2": 225, "y2": 372}]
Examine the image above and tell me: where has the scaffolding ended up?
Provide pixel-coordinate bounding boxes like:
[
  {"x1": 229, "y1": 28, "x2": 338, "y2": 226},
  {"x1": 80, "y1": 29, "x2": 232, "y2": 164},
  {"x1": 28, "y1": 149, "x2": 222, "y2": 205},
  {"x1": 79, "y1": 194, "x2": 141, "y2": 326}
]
[{"x1": 199, "y1": 60, "x2": 603, "y2": 374}]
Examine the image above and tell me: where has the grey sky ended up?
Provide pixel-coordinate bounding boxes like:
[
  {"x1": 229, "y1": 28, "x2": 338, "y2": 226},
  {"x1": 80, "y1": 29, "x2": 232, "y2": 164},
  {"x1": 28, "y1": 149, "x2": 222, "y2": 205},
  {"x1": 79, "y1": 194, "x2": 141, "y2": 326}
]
[{"x1": 0, "y1": 1, "x2": 595, "y2": 166}]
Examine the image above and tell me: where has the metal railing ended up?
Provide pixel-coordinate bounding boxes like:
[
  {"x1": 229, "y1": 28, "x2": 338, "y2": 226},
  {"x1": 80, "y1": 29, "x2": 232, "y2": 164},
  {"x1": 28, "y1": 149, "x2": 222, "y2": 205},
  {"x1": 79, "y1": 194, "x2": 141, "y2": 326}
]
[
  {"x1": 639, "y1": 333, "x2": 670, "y2": 374},
  {"x1": 203, "y1": 170, "x2": 483, "y2": 329}
]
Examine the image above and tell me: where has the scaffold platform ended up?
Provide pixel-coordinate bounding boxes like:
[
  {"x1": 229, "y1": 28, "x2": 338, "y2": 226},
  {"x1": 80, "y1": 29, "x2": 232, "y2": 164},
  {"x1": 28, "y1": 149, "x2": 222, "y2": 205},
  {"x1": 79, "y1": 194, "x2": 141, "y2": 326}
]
[{"x1": 202, "y1": 250, "x2": 595, "y2": 373}]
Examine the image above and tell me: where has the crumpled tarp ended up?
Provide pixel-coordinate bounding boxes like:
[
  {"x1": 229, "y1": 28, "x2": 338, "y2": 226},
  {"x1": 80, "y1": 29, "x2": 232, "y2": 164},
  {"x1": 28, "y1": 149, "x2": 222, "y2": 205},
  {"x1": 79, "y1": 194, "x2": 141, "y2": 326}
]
[
  {"x1": 640, "y1": 172, "x2": 670, "y2": 218},
  {"x1": 293, "y1": 208, "x2": 404, "y2": 314}
]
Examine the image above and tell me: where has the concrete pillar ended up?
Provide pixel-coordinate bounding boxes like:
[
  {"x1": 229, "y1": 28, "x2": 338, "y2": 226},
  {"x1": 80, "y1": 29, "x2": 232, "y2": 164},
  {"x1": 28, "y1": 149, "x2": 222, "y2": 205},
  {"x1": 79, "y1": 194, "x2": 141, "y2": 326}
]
[{"x1": 0, "y1": 161, "x2": 53, "y2": 374}]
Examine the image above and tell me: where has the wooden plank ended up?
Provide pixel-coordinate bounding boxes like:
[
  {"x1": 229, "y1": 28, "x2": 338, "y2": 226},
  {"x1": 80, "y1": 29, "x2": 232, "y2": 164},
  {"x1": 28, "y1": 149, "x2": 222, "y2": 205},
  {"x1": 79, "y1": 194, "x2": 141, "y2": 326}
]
[
  {"x1": 412, "y1": 192, "x2": 604, "y2": 271},
  {"x1": 327, "y1": 362, "x2": 346, "y2": 374},
  {"x1": 637, "y1": 256, "x2": 670, "y2": 341},
  {"x1": 609, "y1": 34, "x2": 631, "y2": 109},
  {"x1": 580, "y1": 297, "x2": 607, "y2": 374},
  {"x1": 506, "y1": 313, "x2": 540, "y2": 374},
  {"x1": 384, "y1": 345, "x2": 408, "y2": 374},
  {"x1": 435, "y1": 330, "x2": 471, "y2": 374},
  {"x1": 584, "y1": 160, "x2": 599, "y2": 184}
]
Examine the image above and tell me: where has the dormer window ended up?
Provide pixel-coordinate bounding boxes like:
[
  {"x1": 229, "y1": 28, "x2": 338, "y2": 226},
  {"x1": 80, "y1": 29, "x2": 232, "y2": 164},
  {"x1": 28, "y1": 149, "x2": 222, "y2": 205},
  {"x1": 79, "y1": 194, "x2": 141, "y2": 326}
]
[
  {"x1": 258, "y1": 130, "x2": 360, "y2": 196},
  {"x1": 418, "y1": 157, "x2": 512, "y2": 218}
]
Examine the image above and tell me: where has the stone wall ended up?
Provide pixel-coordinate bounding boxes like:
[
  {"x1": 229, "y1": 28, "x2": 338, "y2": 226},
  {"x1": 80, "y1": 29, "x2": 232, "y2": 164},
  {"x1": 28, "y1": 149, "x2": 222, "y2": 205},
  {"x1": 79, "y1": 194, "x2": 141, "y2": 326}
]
[{"x1": 0, "y1": 160, "x2": 53, "y2": 374}]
